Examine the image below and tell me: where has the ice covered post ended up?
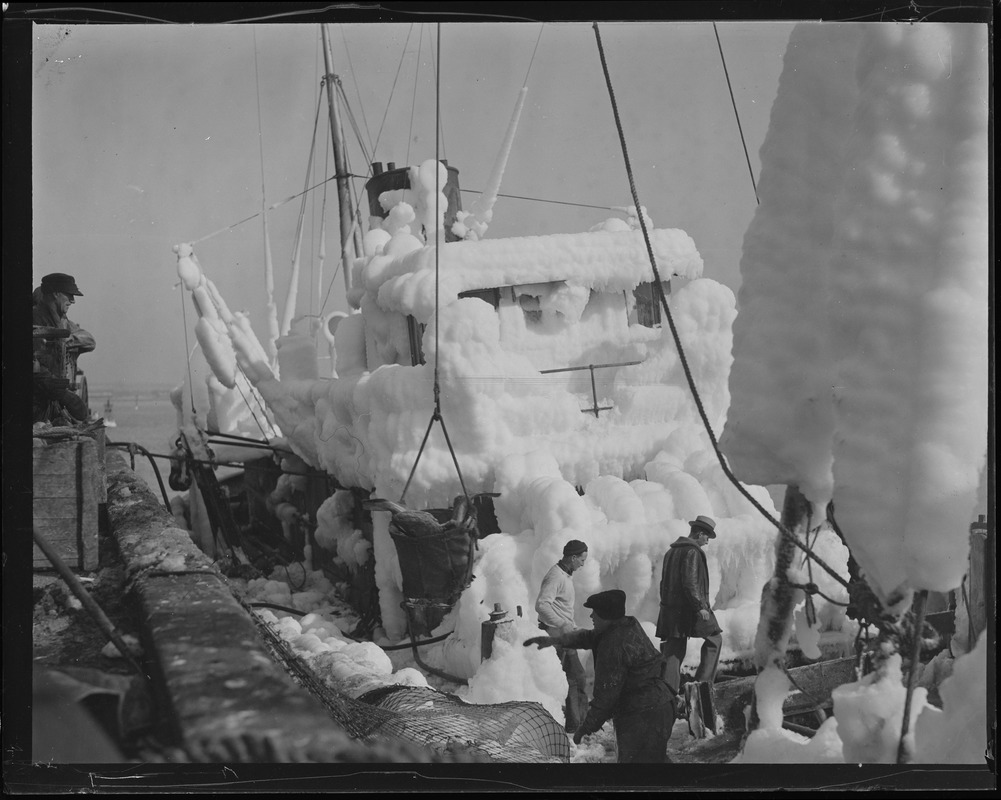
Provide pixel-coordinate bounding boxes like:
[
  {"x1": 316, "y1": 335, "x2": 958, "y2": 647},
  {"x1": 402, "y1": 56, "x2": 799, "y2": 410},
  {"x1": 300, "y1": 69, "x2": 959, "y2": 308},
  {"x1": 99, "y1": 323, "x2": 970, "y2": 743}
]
[
  {"x1": 721, "y1": 22, "x2": 865, "y2": 733},
  {"x1": 825, "y1": 23, "x2": 989, "y2": 609},
  {"x1": 721, "y1": 21, "x2": 989, "y2": 752}
]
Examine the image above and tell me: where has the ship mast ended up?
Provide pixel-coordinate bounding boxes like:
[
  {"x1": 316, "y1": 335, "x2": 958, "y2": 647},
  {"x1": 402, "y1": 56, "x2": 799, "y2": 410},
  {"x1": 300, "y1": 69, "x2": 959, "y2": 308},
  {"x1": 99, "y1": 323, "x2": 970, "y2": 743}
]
[{"x1": 320, "y1": 24, "x2": 355, "y2": 294}]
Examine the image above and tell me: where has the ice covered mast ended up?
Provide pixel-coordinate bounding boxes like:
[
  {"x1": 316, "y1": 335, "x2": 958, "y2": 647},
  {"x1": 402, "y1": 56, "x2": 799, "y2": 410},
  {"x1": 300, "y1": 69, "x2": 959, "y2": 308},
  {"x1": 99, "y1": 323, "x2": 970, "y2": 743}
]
[
  {"x1": 451, "y1": 86, "x2": 528, "y2": 241},
  {"x1": 721, "y1": 22, "x2": 988, "y2": 607}
]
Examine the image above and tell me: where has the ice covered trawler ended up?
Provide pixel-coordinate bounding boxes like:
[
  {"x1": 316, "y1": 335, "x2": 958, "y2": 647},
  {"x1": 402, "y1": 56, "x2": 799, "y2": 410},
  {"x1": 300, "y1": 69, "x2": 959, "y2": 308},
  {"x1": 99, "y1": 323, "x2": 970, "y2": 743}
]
[{"x1": 170, "y1": 153, "x2": 850, "y2": 702}]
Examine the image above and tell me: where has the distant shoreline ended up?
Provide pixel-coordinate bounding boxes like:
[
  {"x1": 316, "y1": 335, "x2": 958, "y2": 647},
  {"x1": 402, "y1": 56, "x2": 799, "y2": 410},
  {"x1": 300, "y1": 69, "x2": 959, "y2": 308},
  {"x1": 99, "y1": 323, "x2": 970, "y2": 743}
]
[{"x1": 87, "y1": 383, "x2": 178, "y2": 399}]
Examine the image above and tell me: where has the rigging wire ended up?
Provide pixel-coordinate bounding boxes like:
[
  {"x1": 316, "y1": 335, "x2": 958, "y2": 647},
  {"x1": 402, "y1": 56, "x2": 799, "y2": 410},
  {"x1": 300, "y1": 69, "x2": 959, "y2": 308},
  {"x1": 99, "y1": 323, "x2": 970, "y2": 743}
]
[
  {"x1": 336, "y1": 80, "x2": 373, "y2": 167},
  {"x1": 399, "y1": 22, "x2": 469, "y2": 506},
  {"x1": 591, "y1": 22, "x2": 849, "y2": 592},
  {"x1": 280, "y1": 86, "x2": 326, "y2": 336},
  {"x1": 310, "y1": 30, "x2": 322, "y2": 319},
  {"x1": 177, "y1": 32, "x2": 278, "y2": 444},
  {"x1": 427, "y1": 25, "x2": 447, "y2": 160},
  {"x1": 713, "y1": 22, "x2": 759, "y2": 205},
  {"x1": 316, "y1": 109, "x2": 332, "y2": 322},
  {"x1": 187, "y1": 173, "x2": 367, "y2": 248},
  {"x1": 372, "y1": 23, "x2": 416, "y2": 160},
  {"x1": 234, "y1": 377, "x2": 272, "y2": 442},
  {"x1": 345, "y1": 150, "x2": 368, "y2": 258},
  {"x1": 406, "y1": 24, "x2": 424, "y2": 166},
  {"x1": 189, "y1": 172, "x2": 621, "y2": 249},
  {"x1": 316, "y1": 92, "x2": 375, "y2": 321},
  {"x1": 252, "y1": 28, "x2": 271, "y2": 277},
  {"x1": 523, "y1": 23, "x2": 545, "y2": 86},
  {"x1": 339, "y1": 24, "x2": 375, "y2": 155},
  {"x1": 179, "y1": 289, "x2": 197, "y2": 419},
  {"x1": 462, "y1": 188, "x2": 615, "y2": 211}
]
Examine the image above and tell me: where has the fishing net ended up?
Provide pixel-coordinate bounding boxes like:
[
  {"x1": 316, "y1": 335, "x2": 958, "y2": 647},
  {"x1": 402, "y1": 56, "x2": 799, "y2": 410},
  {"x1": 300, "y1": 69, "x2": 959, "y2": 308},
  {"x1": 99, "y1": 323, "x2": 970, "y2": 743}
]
[
  {"x1": 358, "y1": 685, "x2": 570, "y2": 763},
  {"x1": 251, "y1": 608, "x2": 570, "y2": 763}
]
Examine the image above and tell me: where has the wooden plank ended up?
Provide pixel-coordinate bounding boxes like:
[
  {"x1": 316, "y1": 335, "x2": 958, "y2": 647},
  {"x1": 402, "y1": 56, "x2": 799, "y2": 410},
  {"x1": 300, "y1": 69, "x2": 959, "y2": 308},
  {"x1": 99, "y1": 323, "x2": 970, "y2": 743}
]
[
  {"x1": 33, "y1": 439, "x2": 99, "y2": 571},
  {"x1": 711, "y1": 657, "x2": 857, "y2": 733},
  {"x1": 32, "y1": 519, "x2": 82, "y2": 547},
  {"x1": 33, "y1": 498, "x2": 92, "y2": 518},
  {"x1": 33, "y1": 474, "x2": 88, "y2": 497}
]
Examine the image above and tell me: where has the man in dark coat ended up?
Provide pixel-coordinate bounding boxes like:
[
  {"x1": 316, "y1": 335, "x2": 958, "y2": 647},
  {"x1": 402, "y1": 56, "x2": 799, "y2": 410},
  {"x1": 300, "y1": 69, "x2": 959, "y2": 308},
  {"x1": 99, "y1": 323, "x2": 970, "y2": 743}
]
[
  {"x1": 656, "y1": 515, "x2": 722, "y2": 694},
  {"x1": 32, "y1": 273, "x2": 94, "y2": 423},
  {"x1": 525, "y1": 589, "x2": 674, "y2": 763},
  {"x1": 32, "y1": 273, "x2": 96, "y2": 354}
]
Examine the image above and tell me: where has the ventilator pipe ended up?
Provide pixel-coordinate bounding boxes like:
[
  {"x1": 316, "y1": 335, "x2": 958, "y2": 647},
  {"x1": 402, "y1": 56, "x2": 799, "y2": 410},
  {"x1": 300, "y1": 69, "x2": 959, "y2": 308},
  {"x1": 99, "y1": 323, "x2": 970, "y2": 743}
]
[{"x1": 480, "y1": 602, "x2": 512, "y2": 662}]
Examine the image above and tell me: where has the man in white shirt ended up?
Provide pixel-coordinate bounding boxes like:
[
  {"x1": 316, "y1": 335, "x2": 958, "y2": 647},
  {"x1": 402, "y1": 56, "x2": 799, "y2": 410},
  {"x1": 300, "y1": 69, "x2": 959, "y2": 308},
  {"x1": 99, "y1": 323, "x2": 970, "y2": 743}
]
[{"x1": 535, "y1": 540, "x2": 589, "y2": 733}]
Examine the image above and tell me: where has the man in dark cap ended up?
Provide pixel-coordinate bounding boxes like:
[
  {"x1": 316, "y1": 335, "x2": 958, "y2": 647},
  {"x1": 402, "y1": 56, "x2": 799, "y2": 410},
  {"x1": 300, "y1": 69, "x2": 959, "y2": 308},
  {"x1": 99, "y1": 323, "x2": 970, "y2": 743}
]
[
  {"x1": 656, "y1": 515, "x2": 723, "y2": 695},
  {"x1": 535, "y1": 540, "x2": 590, "y2": 733},
  {"x1": 33, "y1": 273, "x2": 96, "y2": 351},
  {"x1": 32, "y1": 273, "x2": 95, "y2": 422},
  {"x1": 525, "y1": 589, "x2": 674, "y2": 763}
]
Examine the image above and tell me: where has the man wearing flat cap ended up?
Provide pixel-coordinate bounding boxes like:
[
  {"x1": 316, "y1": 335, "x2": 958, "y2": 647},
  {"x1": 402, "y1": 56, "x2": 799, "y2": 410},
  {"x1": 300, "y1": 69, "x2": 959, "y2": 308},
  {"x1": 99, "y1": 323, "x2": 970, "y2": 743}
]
[
  {"x1": 33, "y1": 274, "x2": 95, "y2": 349},
  {"x1": 525, "y1": 588, "x2": 674, "y2": 762},
  {"x1": 535, "y1": 540, "x2": 590, "y2": 733},
  {"x1": 33, "y1": 273, "x2": 96, "y2": 422},
  {"x1": 656, "y1": 515, "x2": 723, "y2": 695}
]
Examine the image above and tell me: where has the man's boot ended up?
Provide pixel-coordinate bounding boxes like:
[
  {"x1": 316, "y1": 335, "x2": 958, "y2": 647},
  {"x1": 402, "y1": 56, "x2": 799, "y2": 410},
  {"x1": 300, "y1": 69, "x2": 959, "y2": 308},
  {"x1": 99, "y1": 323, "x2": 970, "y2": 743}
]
[{"x1": 684, "y1": 682, "x2": 706, "y2": 738}]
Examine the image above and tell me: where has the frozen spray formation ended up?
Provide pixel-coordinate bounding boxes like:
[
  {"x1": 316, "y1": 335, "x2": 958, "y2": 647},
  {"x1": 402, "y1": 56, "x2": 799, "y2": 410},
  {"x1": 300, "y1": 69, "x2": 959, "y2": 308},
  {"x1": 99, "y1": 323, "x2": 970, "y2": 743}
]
[{"x1": 721, "y1": 22, "x2": 988, "y2": 606}]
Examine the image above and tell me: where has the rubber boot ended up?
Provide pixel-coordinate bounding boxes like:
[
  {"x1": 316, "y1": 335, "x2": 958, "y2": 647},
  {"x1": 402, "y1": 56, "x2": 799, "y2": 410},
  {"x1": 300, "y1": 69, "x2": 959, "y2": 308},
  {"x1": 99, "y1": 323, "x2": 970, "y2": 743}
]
[{"x1": 684, "y1": 682, "x2": 706, "y2": 738}]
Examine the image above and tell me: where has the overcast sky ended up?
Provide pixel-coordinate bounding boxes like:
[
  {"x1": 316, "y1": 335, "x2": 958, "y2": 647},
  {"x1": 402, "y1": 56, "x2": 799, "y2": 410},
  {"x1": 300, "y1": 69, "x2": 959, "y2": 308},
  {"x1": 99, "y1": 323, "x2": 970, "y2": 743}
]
[{"x1": 30, "y1": 16, "x2": 796, "y2": 388}]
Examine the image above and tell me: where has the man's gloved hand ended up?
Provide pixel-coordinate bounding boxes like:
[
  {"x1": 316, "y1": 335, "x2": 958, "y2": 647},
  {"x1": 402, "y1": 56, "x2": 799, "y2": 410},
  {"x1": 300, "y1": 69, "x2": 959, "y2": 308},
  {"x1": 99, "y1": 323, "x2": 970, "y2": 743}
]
[
  {"x1": 698, "y1": 609, "x2": 711, "y2": 622},
  {"x1": 572, "y1": 730, "x2": 584, "y2": 745},
  {"x1": 523, "y1": 636, "x2": 555, "y2": 649}
]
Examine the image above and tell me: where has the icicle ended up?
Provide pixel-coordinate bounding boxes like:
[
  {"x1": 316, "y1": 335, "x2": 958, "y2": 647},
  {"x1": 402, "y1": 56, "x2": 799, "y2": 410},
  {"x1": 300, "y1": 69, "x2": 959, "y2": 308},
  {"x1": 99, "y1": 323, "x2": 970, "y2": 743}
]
[
  {"x1": 317, "y1": 223, "x2": 327, "y2": 318},
  {"x1": 280, "y1": 230, "x2": 303, "y2": 337},
  {"x1": 263, "y1": 215, "x2": 281, "y2": 367},
  {"x1": 458, "y1": 86, "x2": 528, "y2": 241},
  {"x1": 204, "y1": 278, "x2": 235, "y2": 325}
]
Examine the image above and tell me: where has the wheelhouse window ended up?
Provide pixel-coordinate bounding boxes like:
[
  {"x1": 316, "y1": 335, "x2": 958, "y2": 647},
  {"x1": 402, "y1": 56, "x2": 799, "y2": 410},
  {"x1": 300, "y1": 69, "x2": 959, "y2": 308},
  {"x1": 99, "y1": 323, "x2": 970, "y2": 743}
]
[
  {"x1": 457, "y1": 287, "x2": 501, "y2": 310},
  {"x1": 631, "y1": 280, "x2": 672, "y2": 327},
  {"x1": 407, "y1": 316, "x2": 426, "y2": 366},
  {"x1": 517, "y1": 292, "x2": 543, "y2": 325}
]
